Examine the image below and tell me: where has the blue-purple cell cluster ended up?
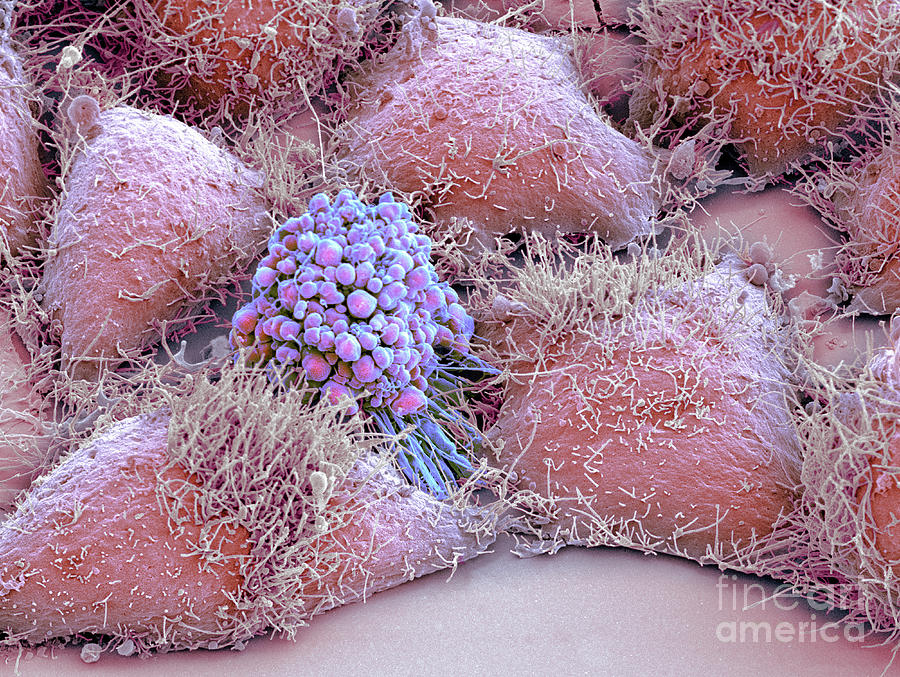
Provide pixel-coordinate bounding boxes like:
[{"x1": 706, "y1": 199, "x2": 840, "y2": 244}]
[{"x1": 229, "y1": 189, "x2": 491, "y2": 498}]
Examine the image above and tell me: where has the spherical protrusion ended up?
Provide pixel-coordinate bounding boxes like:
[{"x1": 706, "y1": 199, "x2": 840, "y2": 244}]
[
  {"x1": 746, "y1": 262, "x2": 769, "y2": 286},
  {"x1": 302, "y1": 352, "x2": 331, "y2": 381},
  {"x1": 67, "y1": 95, "x2": 102, "y2": 134},
  {"x1": 749, "y1": 241, "x2": 773, "y2": 265},
  {"x1": 347, "y1": 289, "x2": 377, "y2": 319}
]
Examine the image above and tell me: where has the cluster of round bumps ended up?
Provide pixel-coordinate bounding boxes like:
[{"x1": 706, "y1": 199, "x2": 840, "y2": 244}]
[{"x1": 229, "y1": 189, "x2": 474, "y2": 417}]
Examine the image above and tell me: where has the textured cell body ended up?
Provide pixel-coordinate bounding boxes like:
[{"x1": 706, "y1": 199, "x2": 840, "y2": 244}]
[
  {"x1": 575, "y1": 29, "x2": 641, "y2": 112},
  {"x1": 338, "y1": 17, "x2": 659, "y2": 253},
  {"x1": 780, "y1": 346, "x2": 900, "y2": 638},
  {"x1": 40, "y1": 104, "x2": 270, "y2": 379},
  {"x1": 630, "y1": 0, "x2": 897, "y2": 177},
  {"x1": 827, "y1": 142, "x2": 900, "y2": 315},
  {"x1": 478, "y1": 249, "x2": 800, "y2": 561},
  {"x1": 292, "y1": 453, "x2": 491, "y2": 617},
  {"x1": 0, "y1": 411, "x2": 251, "y2": 648},
  {"x1": 144, "y1": 0, "x2": 383, "y2": 117},
  {"x1": 0, "y1": 40, "x2": 46, "y2": 255},
  {"x1": 0, "y1": 374, "x2": 490, "y2": 651},
  {"x1": 865, "y1": 430, "x2": 900, "y2": 570}
]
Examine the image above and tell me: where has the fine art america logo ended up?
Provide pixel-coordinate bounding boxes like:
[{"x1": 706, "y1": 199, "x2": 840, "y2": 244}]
[{"x1": 715, "y1": 575, "x2": 867, "y2": 644}]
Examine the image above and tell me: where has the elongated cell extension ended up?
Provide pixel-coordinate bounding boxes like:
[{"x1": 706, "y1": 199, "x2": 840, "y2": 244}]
[
  {"x1": 336, "y1": 16, "x2": 660, "y2": 256},
  {"x1": 687, "y1": 186, "x2": 840, "y2": 303},
  {"x1": 629, "y1": 0, "x2": 899, "y2": 178},
  {"x1": 40, "y1": 100, "x2": 271, "y2": 379},
  {"x1": 474, "y1": 236, "x2": 802, "y2": 562}
]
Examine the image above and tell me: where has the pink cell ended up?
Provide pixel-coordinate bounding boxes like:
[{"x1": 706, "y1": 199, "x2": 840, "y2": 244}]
[
  {"x1": 358, "y1": 331, "x2": 378, "y2": 351},
  {"x1": 435, "y1": 325, "x2": 453, "y2": 347},
  {"x1": 372, "y1": 346, "x2": 393, "y2": 369},
  {"x1": 377, "y1": 201, "x2": 401, "y2": 222},
  {"x1": 370, "y1": 235, "x2": 386, "y2": 256},
  {"x1": 407, "y1": 267, "x2": 429, "y2": 291},
  {"x1": 356, "y1": 262, "x2": 375, "y2": 286},
  {"x1": 381, "y1": 323, "x2": 400, "y2": 345},
  {"x1": 303, "y1": 327, "x2": 321, "y2": 345},
  {"x1": 370, "y1": 313, "x2": 387, "y2": 331},
  {"x1": 377, "y1": 288, "x2": 398, "y2": 311},
  {"x1": 321, "y1": 381, "x2": 359, "y2": 414},
  {"x1": 336, "y1": 262, "x2": 356, "y2": 285},
  {"x1": 315, "y1": 239, "x2": 344, "y2": 267},
  {"x1": 394, "y1": 251, "x2": 415, "y2": 272},
  {"x1": 254, "y1": 266, "x2": 278, "y2": 288},
  {"x1": 300, "y1": 281, "x2": 318, "y2": 299},
  {"x1": 352, "y1": 355, "x2": 381, "y2": 383},
  {"x1": 276, "y1": 258, "x2": 297, "y2": 275},
  {"x1": 365, "y1": 277, "x2": 383, "y2": 295},
  {"x1": 308, "y1": 194, "x2": 329, "y2": 213},
  {"x1": 298, "y1": 232, "x2": 317, "y2": 253},
  {"x1": 323, "y1": 307, "x2": 344, "y2": 325},
  {"x1": 406, "y1": 349, "x2": 421, "y2": 371},
  {"x1": 263, "y1": 315, "x2": 286, "y2": 338},
  {"x1": 335, "y1": 333, "x2": 362, "y2": 362},
  {"x1": 423, "y1": 286, "x2": 444, "y2": 313},
  {"x1": 279, "y1": 282, "x2": 300, "y2": 309},
  {"x1": 391, "y1": 386, "x2": 428, "y2": 416},
  {"x1": 279, "y1": 320, "x2": 301, "y2": 342},
  {"x1": 449, "y1": 303, "x2": 474, "y2": 336},
  {"x1": 347, "y1": 289, "x2": 377, "y2": 319},
  {"x1": 319, "y1": 331, "x2": 336, "y2": 351},
  {"x1": 421, "y1": 323, "x2": 436, "y2": 345},
  {"x1": 275, "y1": 345, "x2": 300, "y2": 363},
  {"x1": 232, "y1": 307, "x2": 259, "y2": 334},
  {"x1": 302, "y1": 352, "x2": 332, "y2": 381},
  {"x1": 320, "y1": 281, "x2": 343, "y2": 305},
  {"x1": 387, "y1": 263, "x2": 406, "y2": 281}
]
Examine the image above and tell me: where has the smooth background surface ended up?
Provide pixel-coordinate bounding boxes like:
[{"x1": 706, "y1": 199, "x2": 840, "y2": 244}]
[{"x1": 4, "y1": 534, "x2": 899, "y2": 677}]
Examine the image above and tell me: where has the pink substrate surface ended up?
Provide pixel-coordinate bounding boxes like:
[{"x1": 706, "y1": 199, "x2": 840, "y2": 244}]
[{"x1": 3, "y1": 534, "x2": 898, "y2": 676}]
